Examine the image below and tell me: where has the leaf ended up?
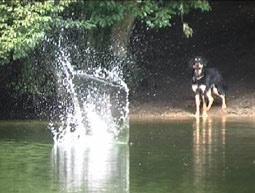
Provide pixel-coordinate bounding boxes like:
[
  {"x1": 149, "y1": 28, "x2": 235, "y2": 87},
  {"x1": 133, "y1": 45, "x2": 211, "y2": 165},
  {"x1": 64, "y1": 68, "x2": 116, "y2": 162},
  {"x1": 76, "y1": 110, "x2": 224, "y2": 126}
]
[{"x1": 183, "y1": 22, "x2": 193, "y2": 38}]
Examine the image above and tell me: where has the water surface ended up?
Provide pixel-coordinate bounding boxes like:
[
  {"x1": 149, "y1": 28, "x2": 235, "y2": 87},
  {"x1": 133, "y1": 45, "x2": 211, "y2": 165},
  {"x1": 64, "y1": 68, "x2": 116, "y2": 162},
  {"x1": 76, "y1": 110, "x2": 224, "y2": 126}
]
[
  {"x1": 1, "y1": 118, "x2": 255, "y2": 193},
  {"x1": 130, "y1": 118, "x2": 255, "y2": 193}
]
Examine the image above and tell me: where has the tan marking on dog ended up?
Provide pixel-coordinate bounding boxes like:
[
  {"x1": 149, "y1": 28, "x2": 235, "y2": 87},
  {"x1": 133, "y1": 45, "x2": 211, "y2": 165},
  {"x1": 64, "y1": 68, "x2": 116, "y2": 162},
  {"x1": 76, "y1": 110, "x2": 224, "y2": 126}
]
[
  {"x1": 192, "y1": 84, "x2": 198, "y2": 93},
  {"x1": 199, "y1": 85, "x2": 206, "y2": 93}
]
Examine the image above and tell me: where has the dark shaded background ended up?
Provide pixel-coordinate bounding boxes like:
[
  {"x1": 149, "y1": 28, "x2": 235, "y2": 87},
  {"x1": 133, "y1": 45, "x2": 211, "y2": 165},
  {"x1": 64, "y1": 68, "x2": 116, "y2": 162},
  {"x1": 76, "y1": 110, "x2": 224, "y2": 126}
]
[{"x1": 129, "y1": 1, "x2": 255, "y2": 113}]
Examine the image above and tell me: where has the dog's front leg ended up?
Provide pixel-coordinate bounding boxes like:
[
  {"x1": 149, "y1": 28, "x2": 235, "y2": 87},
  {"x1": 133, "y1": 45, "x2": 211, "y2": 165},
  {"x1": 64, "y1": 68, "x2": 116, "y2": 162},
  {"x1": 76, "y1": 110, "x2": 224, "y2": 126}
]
[
  {"x1": 201, "y1": 93, "x2": 208, "y2": 118},
  {"x1": 195, "y1": 94, "x2": 200, "y2": 117},
  {"x1": 206, "y1": 89, "x2": 214, "y2": 111}
]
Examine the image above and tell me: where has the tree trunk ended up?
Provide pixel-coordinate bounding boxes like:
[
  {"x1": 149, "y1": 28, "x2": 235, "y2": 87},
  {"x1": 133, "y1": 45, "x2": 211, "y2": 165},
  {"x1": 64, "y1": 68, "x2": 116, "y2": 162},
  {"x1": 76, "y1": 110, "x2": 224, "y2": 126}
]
[
  {"x1": 87, "y1": 14, "x2": 135, "y2": 57},
  {"x1": 87, "y1": 26, "x2": 112, "y2": 52},
  {"x1": 111, "y1": 14, "x2": 135, "y2": 58}
]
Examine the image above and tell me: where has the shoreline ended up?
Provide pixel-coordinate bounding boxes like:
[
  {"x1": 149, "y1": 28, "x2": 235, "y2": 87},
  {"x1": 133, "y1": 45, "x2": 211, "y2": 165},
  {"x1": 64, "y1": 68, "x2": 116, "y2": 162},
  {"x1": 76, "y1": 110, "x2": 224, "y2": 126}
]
[
  {"x1": 129, "y1": 106, "x2": 255, "y2": 121},
  {"x1": 129, "y1": 80, "x2": 255, "y2": 121}
]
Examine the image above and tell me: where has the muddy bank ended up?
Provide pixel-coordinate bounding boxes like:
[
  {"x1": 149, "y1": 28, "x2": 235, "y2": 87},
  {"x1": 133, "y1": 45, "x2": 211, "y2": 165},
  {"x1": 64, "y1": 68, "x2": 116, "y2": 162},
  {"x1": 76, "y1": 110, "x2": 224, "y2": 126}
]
[{"x1": 129, "y1": 79, "x2": 255, "y2": 120}]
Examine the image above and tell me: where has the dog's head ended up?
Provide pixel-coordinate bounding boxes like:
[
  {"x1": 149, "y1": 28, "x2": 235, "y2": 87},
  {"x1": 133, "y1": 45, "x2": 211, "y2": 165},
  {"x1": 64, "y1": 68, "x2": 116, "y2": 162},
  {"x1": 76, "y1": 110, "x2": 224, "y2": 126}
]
[{"x1": 188, "y1": 56, "x2": 208, "y2": 70}]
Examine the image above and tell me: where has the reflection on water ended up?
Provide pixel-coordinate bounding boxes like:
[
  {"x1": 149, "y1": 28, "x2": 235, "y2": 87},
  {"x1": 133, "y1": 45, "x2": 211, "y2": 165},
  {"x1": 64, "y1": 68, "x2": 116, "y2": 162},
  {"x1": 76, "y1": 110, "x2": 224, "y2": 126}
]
[
  {"x1": 1, "y1": 120, "x2": 255, "y2": 193},
  {"x1": 51, "y1": 143, "x2": 129, "y2": 193},
  {"x1": 193, "y1": 117, "x2": 227, "y2": 192},
  {"x1": 130, "y1": 118, "x2": 255, "y2": 193}
]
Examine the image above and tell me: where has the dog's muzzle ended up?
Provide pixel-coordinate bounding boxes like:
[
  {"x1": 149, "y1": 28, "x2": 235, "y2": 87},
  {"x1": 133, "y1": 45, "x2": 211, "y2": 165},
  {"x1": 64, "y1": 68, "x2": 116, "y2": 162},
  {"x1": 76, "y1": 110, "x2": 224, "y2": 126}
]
[{"x1": 193, "y1": 64, "x2": 203, "y2": 69}]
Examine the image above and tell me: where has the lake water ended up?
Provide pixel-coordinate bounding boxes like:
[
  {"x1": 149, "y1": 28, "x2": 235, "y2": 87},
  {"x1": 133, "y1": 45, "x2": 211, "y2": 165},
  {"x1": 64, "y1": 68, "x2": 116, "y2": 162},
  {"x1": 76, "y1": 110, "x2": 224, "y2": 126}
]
[{"x1": 0, "y1": 118, "x2": 255, "y2": 193}]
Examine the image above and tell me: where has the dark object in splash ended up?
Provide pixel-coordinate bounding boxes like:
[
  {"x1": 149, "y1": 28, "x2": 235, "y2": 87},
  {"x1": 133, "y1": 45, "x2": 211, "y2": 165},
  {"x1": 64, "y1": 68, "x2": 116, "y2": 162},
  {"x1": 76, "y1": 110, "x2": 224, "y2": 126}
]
[{"x1": 188, "y1": 56, "x2": 227, "y2": 117}]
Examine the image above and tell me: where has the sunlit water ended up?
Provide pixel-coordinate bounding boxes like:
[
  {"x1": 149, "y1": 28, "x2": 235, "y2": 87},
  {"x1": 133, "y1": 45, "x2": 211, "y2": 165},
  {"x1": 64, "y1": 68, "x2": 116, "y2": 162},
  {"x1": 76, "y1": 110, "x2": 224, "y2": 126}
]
[
  {"x1": 1, "y1": 118, "x2": 255, "y2": 193},
  {"x1": 51, "y1": 143, "x2": 129, "y2": 193}
]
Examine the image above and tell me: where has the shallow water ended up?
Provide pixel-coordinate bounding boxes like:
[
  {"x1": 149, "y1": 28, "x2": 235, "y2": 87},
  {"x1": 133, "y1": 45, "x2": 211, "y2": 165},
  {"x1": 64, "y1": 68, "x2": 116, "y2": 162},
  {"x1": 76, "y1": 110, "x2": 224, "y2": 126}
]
[
  {"x1": 0, "y1": 118, "x2": 255, "y2": 193},
  {"x1": 130, "y1": 118, "x2": 255, "y2": 193}
]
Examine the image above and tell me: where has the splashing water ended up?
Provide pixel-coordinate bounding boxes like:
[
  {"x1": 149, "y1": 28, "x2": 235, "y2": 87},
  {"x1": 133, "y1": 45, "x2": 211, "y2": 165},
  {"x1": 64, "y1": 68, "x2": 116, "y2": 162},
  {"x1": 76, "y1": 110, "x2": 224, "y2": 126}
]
[{"x1": 49, "y1": 48, "x2": 129, "y2": 145}]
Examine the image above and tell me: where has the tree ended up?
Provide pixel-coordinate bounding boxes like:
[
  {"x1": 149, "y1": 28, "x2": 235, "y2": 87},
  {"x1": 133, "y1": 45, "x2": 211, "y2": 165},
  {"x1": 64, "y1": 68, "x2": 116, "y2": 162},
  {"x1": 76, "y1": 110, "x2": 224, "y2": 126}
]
[
  {"x1": 0, "y1": 1, "x2": 211, "y2": 64},
  {"x1": 0, "y1": 0, "x2": 211, "y2": 118}
]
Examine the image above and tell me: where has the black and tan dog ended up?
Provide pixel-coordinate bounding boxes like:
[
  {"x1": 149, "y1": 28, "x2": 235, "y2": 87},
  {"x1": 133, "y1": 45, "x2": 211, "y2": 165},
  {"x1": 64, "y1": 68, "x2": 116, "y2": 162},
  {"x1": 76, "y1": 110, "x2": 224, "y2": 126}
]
[{"x1": 189, "y1": 56, "x2": 227, "y2": 117}]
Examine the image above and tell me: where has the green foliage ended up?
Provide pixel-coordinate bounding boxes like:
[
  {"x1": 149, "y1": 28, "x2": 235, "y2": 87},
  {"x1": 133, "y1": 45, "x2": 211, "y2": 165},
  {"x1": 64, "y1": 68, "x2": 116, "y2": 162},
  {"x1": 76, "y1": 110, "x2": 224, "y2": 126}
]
[
  {"x1": 0, "y1": 1, "x2": 69, "y2": 63},
  {"x1": 178, "y1": 1, "x2": 211, "y2": 38},
  {"x1": 133, "y1": 1, "x2": 211, "y2": 29},
  {"x1": 0, "y1": 1, "x2": 210, "y2": 64},
  {"x1": 183, "y1": 22, "x2": 194, "y2": 38},
  {"x1": 88, "y1": 1, "x2": 127, "y2": 27}
]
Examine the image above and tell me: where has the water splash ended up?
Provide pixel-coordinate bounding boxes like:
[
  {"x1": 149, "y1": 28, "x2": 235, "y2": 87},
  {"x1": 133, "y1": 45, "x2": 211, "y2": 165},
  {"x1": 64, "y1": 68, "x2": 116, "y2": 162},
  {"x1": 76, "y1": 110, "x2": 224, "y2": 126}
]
[{"x1": 49, "y1": 47, "x2": 129, "y2": 145}]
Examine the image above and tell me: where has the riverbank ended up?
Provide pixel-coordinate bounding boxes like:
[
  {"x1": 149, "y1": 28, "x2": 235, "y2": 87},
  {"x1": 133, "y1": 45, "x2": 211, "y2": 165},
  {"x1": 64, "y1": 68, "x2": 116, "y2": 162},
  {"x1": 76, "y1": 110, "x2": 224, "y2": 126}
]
[{"x1": 129, "y1": 78, "x2": 255, "y2": 120}]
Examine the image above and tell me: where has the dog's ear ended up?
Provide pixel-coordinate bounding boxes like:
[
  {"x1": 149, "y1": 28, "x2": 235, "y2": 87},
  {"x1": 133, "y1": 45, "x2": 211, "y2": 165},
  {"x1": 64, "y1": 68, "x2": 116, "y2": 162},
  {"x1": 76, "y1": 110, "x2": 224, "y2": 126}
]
[{"x1": 188, "y1": 58, "x2": 194, "y2": 68}]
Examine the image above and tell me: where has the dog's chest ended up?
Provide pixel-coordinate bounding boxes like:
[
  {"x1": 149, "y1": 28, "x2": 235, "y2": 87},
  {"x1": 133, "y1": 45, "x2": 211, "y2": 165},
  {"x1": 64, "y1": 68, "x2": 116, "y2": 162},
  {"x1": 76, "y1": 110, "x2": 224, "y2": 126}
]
[
  {"x1": 192, "y1": 84, "x2": 206, "y2": 93},
  {"x1": 191, "y1": 68, "x2": 207, "y2": 93}
]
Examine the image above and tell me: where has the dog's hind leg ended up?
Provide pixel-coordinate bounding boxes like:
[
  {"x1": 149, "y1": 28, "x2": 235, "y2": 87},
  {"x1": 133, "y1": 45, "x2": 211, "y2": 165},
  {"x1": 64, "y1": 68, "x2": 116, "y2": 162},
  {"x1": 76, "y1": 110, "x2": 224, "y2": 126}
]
[
  {"x1": 213, "y1": 87, "x2": 227, "y2": 109},
  {"x1": 220, "y1": 95, "x2": 227, "y2": 109}
]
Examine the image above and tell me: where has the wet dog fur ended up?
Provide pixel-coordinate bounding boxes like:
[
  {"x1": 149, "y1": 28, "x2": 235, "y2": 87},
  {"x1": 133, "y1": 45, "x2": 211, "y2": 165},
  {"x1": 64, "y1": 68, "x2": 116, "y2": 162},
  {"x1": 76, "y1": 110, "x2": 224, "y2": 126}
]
[{"x1": 188, "y1": 56, "x2": 227, "y2": 117}]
